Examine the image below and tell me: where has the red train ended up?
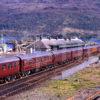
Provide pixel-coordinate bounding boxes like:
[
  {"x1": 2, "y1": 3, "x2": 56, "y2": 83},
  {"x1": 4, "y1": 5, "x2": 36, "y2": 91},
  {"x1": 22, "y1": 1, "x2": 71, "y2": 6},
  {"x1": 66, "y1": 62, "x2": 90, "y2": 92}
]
[{"x1": 0, "y1": 45, "x2": 100, "y2": 83}]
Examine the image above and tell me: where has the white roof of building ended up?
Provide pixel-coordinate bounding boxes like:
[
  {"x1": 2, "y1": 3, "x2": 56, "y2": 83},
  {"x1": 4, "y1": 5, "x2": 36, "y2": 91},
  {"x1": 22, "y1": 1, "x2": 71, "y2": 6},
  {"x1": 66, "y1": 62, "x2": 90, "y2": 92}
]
[
  {"x1": 31, "y1": 37, "x2": 84, "y2": 50},
  {"x1": 66, "y1": 39, "x2": 71, "y2": 44},
  {"x1": 41, "y1": 38, "x2": 50, "y2": 45},
  {"x1": 49, "y1": 39, "x2": 58, "y2": 46},
  {"x1": 57, "y1": 39, "x2": 66, "y2": 45},
  {"x1": 41, "y1": 38, "x2": 51, "y2": 49},
  {"x1": 71, "y1": 37, "x2": 84, "y2": 44}
]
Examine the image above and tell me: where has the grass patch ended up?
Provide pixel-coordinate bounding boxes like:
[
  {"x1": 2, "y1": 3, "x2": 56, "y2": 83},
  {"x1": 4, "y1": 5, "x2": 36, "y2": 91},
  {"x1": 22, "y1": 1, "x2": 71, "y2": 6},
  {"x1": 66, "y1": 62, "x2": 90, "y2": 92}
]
[{"x1": 37, "y1": 66, "x2": 100, "y2": 98}]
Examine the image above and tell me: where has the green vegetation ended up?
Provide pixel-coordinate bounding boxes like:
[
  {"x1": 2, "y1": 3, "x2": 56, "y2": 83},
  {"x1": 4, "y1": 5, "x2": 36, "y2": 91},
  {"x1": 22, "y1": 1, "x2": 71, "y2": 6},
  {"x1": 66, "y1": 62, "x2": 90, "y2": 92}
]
[{"x1": 38, "y1": 66, "x2": 100, "y2": 98}]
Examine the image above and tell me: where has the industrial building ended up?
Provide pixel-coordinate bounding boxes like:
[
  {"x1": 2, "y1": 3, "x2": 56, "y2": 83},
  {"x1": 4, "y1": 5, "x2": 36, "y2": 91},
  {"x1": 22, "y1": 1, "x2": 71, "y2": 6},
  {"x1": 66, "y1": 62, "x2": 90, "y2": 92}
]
[{"x1": 24, "y1": 37, "x2": 84, "y2": 53}]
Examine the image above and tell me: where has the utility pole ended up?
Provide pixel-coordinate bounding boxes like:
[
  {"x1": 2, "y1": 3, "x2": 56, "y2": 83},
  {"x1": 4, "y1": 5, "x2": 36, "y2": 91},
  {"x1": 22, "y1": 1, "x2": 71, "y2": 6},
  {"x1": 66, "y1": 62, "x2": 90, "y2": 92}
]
[{"x1": 33, "y1": 41, "x2": 36, "y2": 52}]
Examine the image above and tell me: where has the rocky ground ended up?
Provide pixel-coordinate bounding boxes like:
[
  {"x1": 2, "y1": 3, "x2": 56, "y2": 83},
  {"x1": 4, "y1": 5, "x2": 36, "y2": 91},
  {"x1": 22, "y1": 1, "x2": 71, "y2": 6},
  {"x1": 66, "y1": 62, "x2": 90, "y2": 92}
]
[
  {"x1": 5, "y1": 62, "x2": 100, "y2": 100},
  {"x1": 68, "y1": 88, "x2": 100, "y2": 100}
]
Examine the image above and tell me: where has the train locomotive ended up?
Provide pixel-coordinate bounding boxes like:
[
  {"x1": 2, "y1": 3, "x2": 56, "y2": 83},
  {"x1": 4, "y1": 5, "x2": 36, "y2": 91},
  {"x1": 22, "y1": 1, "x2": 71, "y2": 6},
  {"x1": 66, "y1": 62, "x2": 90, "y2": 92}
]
[{"x1": 0, "y1": 45, "x2": 100, "y2": 83}]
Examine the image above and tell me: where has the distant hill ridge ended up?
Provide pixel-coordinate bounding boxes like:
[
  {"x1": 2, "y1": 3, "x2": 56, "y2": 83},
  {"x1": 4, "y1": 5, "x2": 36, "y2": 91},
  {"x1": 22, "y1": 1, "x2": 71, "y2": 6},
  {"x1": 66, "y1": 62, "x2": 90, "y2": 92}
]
[
  {"x1": 0, "y1": 0, "x2": 68, "y2": 3},
  {"x1": 0, "y1": 0, "x2": 99, "y2": 4},
  {"x1": 0, "y1": 0, "x2": 99, "y2": 35}
]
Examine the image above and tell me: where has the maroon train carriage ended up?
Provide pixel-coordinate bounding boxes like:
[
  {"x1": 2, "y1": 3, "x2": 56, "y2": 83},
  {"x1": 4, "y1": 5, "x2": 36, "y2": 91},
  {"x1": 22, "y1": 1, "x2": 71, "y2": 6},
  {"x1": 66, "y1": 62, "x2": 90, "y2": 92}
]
[
  {"x1": 34, "y1": 51, "x2": 53, "y2": 70},
  {"x1": 63, "y1": 49, "x2": 72, "y2": 63},
  {"x1": 65, "y1": 49, "x2": 72, "y2": 63},
  {"x1": 71, "y1": 47, "x2": 83, "y2": 61},
  {"x1": 97, "y1": 45, "x2": 100, "y2": 53},
  {"x1": 18, "y1": 51, "x2": 53, "y2": 75},
  {"x1": 52, "y1": 49, "x2": 72, "y2": 65},
  {"x1": 0, "y1": 56, "x2": 20, "y2": 82},
  {"x1": 83, "y1": 46, "x2": 89, "y2": 58},
  {"x1": 86, "y1": 46, "x2": 95, "y2": 56},
  {"x1": 83, "y1": 46, "x2": 92, "y2": 58},
  {"x1": 0, "y1": 45, "x2": 100, "y2": 83},
  {"x1": 90, "y1": 45, "x2": 98, "y2": 55},
  {"x1": 52, "y1": 50, "x2": 65, "y2": 65},
  {"x1": 83, "y1": 45, "x2": 99, "y2": 58},
  {"x1": 17, "y1": 54, "x2": 37, "y2": 75}
]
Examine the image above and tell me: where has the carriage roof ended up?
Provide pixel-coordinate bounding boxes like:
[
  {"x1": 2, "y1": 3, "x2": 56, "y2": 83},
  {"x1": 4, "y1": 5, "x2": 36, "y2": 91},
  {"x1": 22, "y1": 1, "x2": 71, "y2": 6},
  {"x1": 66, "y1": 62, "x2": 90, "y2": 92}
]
[
  {"x1": 17, "y1": 51, "x2": 53, "y2": 60},
  {"x1": 0, "y1": 56, "x2": 19, "y2": 64}
]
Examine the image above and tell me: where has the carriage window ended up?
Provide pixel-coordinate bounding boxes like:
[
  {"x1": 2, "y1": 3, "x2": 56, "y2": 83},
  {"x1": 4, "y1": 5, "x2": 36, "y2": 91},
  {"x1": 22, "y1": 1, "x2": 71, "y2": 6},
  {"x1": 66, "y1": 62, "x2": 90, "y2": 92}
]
[
  {"x1": 33, "y1": 59, "x2": 35, "y2": 63},
  {"x1": 36, "y1": 58, "x2": 41, "y2": 62},
  {"x1": 29, "y1": 60, "x2": 33, "y2": 65},
  {"x1": 8, "y1": 64, "x2": 12, "y2": 69},
  {"x1": 45, "y1": 56, "x2": 47, "y2": 60},
  {"x1": 2, "y1": 64, "x2": 6, "y2": 71},
  {"x1": 41, "y1": 58, "x2": 44, "y2": 61},
  {"x1": 14, "y1": 63, "x2": 16, "y2": 68}
]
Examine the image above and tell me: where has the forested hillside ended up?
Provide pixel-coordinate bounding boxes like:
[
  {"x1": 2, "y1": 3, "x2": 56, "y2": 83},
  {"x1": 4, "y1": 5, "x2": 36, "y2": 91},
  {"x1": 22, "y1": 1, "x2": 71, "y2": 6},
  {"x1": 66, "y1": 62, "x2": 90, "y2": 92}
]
[{"x1": 0, "y1": 0, "x2": 100, "y2": 36}]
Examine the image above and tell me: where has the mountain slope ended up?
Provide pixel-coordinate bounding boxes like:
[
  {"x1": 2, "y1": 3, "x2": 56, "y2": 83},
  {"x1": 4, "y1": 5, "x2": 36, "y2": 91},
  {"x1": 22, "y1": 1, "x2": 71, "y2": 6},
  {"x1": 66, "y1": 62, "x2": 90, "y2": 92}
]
[
  {"x1": 0, "y1": 0, "x2": 69, "y2": 3},
  {"x1": 0, "y1": 0, "x2": 99, "y2": 35}
]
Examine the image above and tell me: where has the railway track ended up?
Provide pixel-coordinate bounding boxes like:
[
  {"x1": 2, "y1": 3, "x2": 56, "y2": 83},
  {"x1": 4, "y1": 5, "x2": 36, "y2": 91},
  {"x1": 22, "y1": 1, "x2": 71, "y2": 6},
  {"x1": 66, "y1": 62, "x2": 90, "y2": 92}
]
[
  {"x1": 0, "y1": 59, "x2": 85, "y2": 100},
  {"x1": 86, "y1": 91, "x2": 100, "y2": 100}
]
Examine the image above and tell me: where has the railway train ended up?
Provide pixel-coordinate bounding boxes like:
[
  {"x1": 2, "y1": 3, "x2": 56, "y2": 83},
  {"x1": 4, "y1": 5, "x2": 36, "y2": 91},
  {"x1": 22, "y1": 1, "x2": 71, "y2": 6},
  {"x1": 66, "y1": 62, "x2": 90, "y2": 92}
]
[{"x1": 0, "y1": 45, "x2": 100, "y2": 83}]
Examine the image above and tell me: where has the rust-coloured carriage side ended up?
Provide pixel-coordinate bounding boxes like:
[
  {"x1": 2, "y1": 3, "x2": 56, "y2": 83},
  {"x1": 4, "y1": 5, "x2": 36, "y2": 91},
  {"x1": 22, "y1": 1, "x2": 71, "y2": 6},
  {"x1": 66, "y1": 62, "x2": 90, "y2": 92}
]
[
  {"x1": 0, "y1": 57, "x2": 20, "y2": 80},
  {"x1": 0, "y1": 45, "x2": 100, "y2": 83},
  {"x1": 72, "y1": 48, "x2": 83, "y2": 60}
]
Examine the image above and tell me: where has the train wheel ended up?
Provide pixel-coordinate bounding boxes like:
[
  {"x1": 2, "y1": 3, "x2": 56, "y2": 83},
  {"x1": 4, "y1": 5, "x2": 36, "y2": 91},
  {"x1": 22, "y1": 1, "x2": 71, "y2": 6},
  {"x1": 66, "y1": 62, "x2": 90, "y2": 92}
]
[
  {"x1": 22, "y1": 72, "x2": 26, "y2": 77},
  {"x1": 16, "y1": 74, "x2": 21, "y2": 79},
  {"x1": 22, "y1": 71, "x2": 31, "y2": 76},
  {"x1": 26, "y1": 71, "x2": 31, "y2": 75},
  {"x1": 30, "y1": 69, "x2": 35, "y2": 74},
  {"x1": 36, "y1": 68, "x2": 40, "y2": 72},
  {"x1": 11, "y1": 76, "x2": 16, "y2": 81},
  {"x1": 6, "y1": 76, "x2": 12, "y2": 82},
  {"x1": 49, "y1": 64, "x2": 54, "y2": 68},
  {"x1": 12, "y1": 75, "x2": 18, "y2": 81}
]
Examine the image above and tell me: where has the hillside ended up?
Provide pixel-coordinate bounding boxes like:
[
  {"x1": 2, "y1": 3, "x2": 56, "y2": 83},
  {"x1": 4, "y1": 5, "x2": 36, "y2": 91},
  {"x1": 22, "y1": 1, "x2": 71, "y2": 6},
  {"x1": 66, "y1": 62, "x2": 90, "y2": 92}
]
[
  {"x1": 0, "y1": 0, "x2": 100, "y2": 36},
  {"x1": 0, "y1": 0, "x2": 71, "y2": 3}
]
